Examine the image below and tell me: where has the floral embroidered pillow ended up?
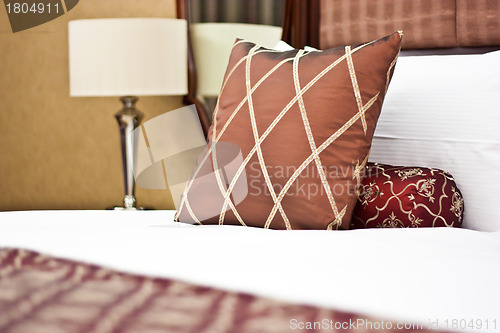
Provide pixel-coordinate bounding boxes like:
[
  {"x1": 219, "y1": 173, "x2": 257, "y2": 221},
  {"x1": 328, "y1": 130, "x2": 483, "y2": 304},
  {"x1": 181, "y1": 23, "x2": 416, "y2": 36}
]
[{"x1": 351, "y1": 163, "x2": 464, "y2": 228}]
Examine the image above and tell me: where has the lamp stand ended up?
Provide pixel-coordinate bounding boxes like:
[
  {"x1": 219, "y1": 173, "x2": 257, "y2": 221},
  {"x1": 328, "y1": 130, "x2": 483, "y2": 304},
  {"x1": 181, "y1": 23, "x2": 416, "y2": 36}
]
[{"x1": 114, "y1": 96, "x2": 144, "y2": 210}]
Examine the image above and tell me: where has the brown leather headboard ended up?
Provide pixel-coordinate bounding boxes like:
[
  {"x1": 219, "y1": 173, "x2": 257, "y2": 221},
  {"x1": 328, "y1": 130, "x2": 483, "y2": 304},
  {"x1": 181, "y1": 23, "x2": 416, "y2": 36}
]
[{"x1": 283, "y1": 0, "x2": 500, "y2": 50}]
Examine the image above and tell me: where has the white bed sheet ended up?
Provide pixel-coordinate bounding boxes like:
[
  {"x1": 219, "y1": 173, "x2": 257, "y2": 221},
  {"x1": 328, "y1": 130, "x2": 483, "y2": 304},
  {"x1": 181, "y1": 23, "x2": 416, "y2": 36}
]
[{"x1": 0, "y1": 210, "x2": 499, "y2": 332}]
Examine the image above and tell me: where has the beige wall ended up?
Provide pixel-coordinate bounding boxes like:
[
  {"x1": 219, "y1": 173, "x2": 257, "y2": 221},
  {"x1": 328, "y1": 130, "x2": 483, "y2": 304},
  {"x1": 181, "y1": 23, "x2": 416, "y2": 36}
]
[{"x1": 0, "y1": 0, "x2": 182, "y2": 210}]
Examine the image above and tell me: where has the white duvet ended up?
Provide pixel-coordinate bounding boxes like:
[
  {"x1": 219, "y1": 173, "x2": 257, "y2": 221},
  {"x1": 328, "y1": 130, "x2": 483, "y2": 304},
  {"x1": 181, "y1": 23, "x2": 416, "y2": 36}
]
[{"x1": 0, "y1": 210, "x2": 499, "y2": 332}]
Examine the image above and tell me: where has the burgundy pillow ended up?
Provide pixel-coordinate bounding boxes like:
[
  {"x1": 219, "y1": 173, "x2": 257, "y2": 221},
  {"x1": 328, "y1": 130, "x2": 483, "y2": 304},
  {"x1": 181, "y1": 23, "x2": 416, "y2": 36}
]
[{"x1": 351, "y1": 163, "x2": 464, "y2": 228}]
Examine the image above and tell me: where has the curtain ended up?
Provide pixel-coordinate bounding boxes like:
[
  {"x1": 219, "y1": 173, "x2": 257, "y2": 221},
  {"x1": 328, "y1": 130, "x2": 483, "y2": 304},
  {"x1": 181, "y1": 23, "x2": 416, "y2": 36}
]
[{"x1": 189, "y1": 0, "x2": 285, "y2": 26}]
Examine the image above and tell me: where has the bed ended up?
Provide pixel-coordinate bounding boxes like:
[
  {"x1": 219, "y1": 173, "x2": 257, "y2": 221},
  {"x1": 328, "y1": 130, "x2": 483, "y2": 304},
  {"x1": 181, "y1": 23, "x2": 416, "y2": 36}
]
[
  {"x1": 1, "y1": 0, "x2": 500, "y2": 332},
  {"x1": 1, "y1": 210, "x2": 499, "y2": 332}
]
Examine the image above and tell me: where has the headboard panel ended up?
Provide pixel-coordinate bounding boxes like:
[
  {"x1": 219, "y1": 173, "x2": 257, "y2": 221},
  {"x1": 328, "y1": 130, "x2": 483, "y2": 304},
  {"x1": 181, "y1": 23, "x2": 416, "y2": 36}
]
[
  {"x1": 456, "y1": 0, "x2": 500, "y2": 47},
  {"x1": 283, "y1": 0, "x2": 500, "y2": 50},
  {"x1": 320, "y1": 0, "x2": 456, "y2": 49}
]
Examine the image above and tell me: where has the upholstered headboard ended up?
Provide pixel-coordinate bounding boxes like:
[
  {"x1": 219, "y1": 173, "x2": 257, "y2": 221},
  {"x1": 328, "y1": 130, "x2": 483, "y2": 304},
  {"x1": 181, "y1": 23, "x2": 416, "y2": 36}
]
[{"x1": 283, "y1": 0, "x2": 500, "y2": 50}]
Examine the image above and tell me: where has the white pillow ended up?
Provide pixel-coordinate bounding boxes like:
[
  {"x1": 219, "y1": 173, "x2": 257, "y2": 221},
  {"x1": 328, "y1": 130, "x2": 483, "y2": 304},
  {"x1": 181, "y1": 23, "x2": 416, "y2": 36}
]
[
  {"x1": 273, "y1": 40, "x2": 318, "y2": 52},
  {"x1": 273, "y1": 40, "x2": 294, "y2": 51},
  {"x1": 370, "y1": 50, "x2": 500, "y2": 231}
]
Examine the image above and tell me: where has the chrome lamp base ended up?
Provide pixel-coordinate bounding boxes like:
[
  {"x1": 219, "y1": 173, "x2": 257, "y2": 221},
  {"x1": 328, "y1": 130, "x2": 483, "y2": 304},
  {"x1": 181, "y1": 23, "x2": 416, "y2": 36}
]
[
  {"x1": 112, "y1": 195, "x2": 139, "y2": 210},
  {"x1": 114, "y1": 96, "x2": 144, "y2": 210}
]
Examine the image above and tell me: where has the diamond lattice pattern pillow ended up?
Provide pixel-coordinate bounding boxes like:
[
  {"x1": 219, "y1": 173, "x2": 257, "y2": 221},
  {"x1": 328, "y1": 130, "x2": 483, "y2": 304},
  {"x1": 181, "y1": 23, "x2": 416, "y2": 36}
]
[{"x1": 176, "y1": 32, "x2": 403, "y2": 230}]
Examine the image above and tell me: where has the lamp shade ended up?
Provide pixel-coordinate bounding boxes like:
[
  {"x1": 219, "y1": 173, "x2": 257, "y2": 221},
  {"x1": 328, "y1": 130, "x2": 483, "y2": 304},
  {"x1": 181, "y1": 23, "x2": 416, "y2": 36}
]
[
  {"x1": 191, "y1": 23, "x2": 282, "y2": 97},
  {"x1": 69, "y1": 18, "x2": 188, "y2": 97}
]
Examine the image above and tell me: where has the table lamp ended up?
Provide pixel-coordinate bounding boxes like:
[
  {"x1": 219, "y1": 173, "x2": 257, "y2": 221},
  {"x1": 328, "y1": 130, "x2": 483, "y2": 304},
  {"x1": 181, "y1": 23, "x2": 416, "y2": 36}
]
[
  {"x1": 69, "y1": 18, "x2": 188, "y2": 209},
  {"x1": 190, "y1": 23, "x2": 282, "y2": 101}
]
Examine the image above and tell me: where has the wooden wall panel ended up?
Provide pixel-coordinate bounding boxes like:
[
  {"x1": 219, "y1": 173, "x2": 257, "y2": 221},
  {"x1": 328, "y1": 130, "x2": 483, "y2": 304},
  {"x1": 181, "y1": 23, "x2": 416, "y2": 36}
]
[{"x1": 0, "y1": 0, "x2": 182, "y2": 210}]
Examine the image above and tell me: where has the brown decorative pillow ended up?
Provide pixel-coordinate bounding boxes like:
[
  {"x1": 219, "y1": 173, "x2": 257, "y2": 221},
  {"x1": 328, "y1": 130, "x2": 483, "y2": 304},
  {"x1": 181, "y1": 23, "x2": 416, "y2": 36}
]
[
  {"x1": 351, "y1": 163, "x2": 464, "y2": 229},
  {"x1": 176, "y1": 32, "x2": 403, "y2": 230}
]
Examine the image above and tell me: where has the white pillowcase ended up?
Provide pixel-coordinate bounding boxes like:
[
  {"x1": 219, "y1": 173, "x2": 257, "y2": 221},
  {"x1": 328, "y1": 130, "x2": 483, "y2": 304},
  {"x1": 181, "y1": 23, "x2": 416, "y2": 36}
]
[
  {"x1": 370, "y1": 50, "x2": 500, "y2": 231},
  {"x1": 273, "y1": 40, "x2": 318, "y2": 52}
]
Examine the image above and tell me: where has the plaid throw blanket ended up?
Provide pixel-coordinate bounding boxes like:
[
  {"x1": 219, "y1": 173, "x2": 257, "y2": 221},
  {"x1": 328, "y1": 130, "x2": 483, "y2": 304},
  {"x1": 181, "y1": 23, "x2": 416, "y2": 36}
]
[{"x1": 0, "y1": 248, "x2": 433, "y2": 333}]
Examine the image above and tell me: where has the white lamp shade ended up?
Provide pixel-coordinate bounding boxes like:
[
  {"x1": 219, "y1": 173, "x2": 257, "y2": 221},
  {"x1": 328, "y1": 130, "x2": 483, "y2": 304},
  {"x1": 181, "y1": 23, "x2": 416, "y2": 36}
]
[
  {"x1": 69, "y1": 18, "x2": 188, "y2": 97},
  {"x1": 191, "y1": 23, "x2": 283, "y2": 97}
]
